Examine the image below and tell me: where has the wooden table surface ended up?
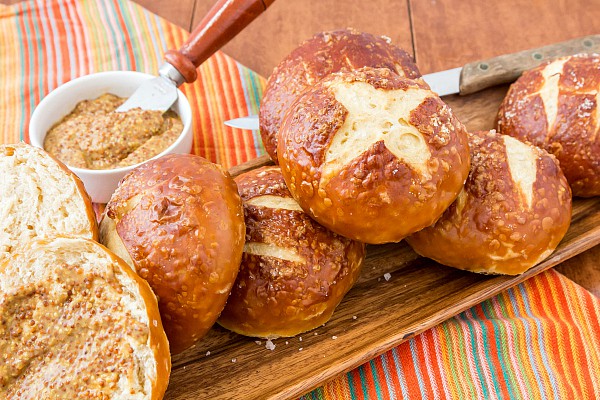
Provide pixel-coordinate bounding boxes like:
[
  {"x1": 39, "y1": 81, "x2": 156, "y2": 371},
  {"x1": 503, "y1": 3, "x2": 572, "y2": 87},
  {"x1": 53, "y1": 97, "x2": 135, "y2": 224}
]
[{"x1": 1, "y1": 0, "x2": 598, "y2": 297}]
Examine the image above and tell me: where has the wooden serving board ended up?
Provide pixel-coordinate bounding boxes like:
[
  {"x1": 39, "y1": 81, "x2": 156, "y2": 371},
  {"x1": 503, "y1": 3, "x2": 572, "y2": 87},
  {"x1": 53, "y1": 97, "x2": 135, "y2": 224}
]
[{"x1": 165, "y1": 85, "x2": 600, "y2": 399}]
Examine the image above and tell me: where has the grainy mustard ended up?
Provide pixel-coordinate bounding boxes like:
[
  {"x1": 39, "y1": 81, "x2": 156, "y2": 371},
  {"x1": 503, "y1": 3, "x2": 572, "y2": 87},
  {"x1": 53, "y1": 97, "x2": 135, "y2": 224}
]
[{"x1": 43, "y1": 94, "x2": 183, "y2": 170}]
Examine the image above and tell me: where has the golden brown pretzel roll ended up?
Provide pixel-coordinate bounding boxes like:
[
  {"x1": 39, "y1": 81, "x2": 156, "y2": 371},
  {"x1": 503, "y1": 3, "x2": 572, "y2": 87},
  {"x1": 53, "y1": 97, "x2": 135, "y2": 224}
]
[
  {"x1": 496, "y1": 54, "x2": 600, "y2": 197},
  {"x1": 278, "y1": 67, "x2": 470, "y2": 244},
  {"x1": 0, "y1": 236, "x2": 170, "y2": 399},
  {"x1": 259, "y1": 28, "x2": 423, "y2": 162},
  {"x1": 99, "y1": 154, "x2": 245, "y2": 354},
  {"x1": 218, "y1": 166, "x2": 365, "y2": 338},
  {"x1": 406, "y1": 130, "x2": 572, "y2": 275}
]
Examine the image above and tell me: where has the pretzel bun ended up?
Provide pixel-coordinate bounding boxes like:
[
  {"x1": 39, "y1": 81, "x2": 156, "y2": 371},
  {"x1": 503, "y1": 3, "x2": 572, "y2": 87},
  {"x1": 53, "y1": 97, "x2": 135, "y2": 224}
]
[
  {"x1": 259, "y1": 28, "x2": 423, "y2": 163},
  {"x1": 496, "y1": 54, "x2": 600, "y2": 197},
  {"x1": 218, "y1": 166, "x2": 365, "y2": 338},
  {"x1": 0, "y1": 236, "x2": 170, "y2": 399},
  {"x1": 0, "y1": 143, "x2": 97, "y2": 260},
  {"x1": 277, "y1": 67, "x2": 470, "y2": 244},
  {"x1": 406, "y1": 130, "x2": 572, "y2": 275},
  {"x1": 99, "y1": 154, "x2": 245, "y2": 354}
]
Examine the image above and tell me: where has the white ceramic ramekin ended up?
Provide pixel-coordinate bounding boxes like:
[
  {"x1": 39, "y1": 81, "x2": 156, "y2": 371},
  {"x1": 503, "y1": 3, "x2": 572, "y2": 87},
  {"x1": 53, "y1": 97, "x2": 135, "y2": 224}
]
[{"x1": 29, "y1": 71, "x2": 193, "y2": 203}]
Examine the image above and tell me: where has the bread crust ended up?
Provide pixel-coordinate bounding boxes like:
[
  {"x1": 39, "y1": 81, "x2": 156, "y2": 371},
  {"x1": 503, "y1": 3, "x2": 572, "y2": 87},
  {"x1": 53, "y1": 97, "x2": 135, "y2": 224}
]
[
  {"x1": 218, "y1": 166, "x2": 365, "y2": 338},
  {"x1": 496, "y1": 54, "x2": 600, "y2": 197},
  {"x1": 0, "y1": 236, "x2": 170, "y2": 399},
  {"x1": 406, "y1": 130, "x2": 572, "y2": 275},
  {"x1": 99, "y1": 154, "x2": 245, "y2": 354},
  {"x1": 259, "y1": 28, "x2": 423, "y2": 163},
  {"x1": 277, "y1": 67, "x2": 470, "y2": 244}
]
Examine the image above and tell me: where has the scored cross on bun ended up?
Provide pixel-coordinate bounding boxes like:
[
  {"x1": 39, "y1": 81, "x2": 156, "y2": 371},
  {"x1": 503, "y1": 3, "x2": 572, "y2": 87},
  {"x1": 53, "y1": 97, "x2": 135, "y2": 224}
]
[
  {"x1": 0, "y1": 143, "x2": 97, "y2": 260},
  {"x1": 406, "y1": 130, "x2": 572, "y2": 275},
  {"x1": 278, "y1": 67, "x2": 470, "y2": 244},
  {"x1": 218, "y1": 166, "x2": 365, "y2": 338},
  {"x1": 0, "y1": 236, "x2": 170, "y2": 399},
  {"x1": 496, "y1": 54, "x2": 600, "y2": 197},
  {"x1": 259, "y1": 28, "x2": 424, "y2": 163}
]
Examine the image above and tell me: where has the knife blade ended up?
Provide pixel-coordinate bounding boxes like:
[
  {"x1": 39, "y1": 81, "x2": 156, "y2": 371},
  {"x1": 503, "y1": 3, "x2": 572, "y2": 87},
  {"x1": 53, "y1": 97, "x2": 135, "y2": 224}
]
[
  {"x1": 225, "y1": 33, "x2": 600, "y2": 130},
  {"x1": 117, "y1": 66, "x2": 183, "y2": 112},
  {"x1": 224, "y1": 116, "x2": 261, "y2": 130}
]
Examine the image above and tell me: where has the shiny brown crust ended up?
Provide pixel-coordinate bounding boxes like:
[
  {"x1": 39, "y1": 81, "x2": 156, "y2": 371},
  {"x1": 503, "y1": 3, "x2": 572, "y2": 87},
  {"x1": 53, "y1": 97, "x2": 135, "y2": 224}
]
[
  {"x1": 99, "y1": 154, "x2": 245, "y2": 354},
  {"x1": 406, "y1": 130, "x2": 572, "y2": 275},
  {"x1": 277, "y1": 67, "x2": 470, "y2": 244},
  {"x1": 0, "y1": 236, "x2": 170, "y2": 399},
  {"x1": 496, "y1": 54, "x2": 600, "y2": 197},
  {"x1": 217, "y1": 166, "x2": 365, "y2": 338},
  {"x1": 259, "y1": 28, "x2": 423, "y2": 162}
]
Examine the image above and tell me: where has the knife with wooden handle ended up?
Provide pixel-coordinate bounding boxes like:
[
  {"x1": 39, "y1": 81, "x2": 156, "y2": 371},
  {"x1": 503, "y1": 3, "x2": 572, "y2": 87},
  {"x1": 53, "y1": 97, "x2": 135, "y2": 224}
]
[
  {"x1": 225, "y1": 34, "x2": 600, "y2": 130},
  {"x1": 118, "y1": 0, "x2": 276, "y2": 113},
  {"x1": 430, "y1": 33, "x2": 600, "y2": 96}
]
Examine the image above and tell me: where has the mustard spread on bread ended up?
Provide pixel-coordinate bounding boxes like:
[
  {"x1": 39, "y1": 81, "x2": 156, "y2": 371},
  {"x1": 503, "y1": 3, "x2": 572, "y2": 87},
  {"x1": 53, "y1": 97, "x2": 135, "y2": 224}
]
[{"x1": 44, "y1": 94, "x2": 182, "y2": 170}]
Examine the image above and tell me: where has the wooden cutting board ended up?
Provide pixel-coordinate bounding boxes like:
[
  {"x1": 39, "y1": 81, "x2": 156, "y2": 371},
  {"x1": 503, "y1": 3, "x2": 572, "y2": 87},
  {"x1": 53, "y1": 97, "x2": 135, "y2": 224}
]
[{"x1": 165, "y1": 85, "x2": 600, "y2": 399}]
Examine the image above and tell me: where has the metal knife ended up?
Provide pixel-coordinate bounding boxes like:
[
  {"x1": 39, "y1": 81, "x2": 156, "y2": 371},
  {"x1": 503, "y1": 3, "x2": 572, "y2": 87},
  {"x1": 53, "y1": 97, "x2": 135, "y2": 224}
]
[
  {"x1": 224, "y1": 34, "x2": 600, "y2": 130},
  {"x1": 117, "y1": 0, "x2": 276, "y2": 113}
]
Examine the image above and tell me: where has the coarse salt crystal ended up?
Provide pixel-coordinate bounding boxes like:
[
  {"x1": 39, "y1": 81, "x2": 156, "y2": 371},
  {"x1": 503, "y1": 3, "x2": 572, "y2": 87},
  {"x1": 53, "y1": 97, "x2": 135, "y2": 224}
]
[
  {"x1": 206, "y1": 351, "x2": 211, "y2": 356},
  {"x1": 384, "y1": 273, "x2": 392, "y2": 281},
  {"x1": 332, "y1": 336, "x2": 338, "y2": 340},
  {"x1": 232, "y1": 358, "x2": 237, "y2": 363},
  {"x1": 265, "y1": 339, "x2": 276, "y2": 351}
]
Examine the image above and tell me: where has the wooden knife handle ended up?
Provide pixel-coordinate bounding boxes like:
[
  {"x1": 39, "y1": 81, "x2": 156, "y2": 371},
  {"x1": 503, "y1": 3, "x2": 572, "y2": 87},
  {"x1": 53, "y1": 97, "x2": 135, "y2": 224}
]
[
  {"x1": 164, "y1": 0, "x2": 275, "y2": 84},
  {"x1": 459, "y1": 34, "x2": 600, "y2": 95}
]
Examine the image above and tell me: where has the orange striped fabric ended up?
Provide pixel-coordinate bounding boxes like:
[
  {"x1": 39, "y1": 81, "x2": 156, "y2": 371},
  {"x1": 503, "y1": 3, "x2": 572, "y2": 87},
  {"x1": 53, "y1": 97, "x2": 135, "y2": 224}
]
[
  {"x1": 0, "y1": 0, "x2": 265, "y2": 168},
  {"x1": 302, "y1": 268, "x2": 600, "y2": 399},
  {"x1": 1, "y1": 1, "x2": 599, "y2": 399}
]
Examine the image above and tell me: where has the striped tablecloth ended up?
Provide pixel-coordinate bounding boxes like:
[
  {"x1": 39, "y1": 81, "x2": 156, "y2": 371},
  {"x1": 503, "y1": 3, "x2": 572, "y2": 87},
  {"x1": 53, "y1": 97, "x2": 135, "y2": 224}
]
[
  {"x1": 1, "y1": 1, "x2": 599, "y2": 398},
  {"x1": 0, "y1": 0, "x2": 264, "y2": 167}
]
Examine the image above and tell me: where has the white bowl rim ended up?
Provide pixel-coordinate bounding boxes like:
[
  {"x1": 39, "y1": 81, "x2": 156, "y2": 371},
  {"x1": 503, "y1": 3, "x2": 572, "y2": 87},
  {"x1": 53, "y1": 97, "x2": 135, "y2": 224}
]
[{"x1": 29, "y1": 70, "x2": 193, "y2": 175}]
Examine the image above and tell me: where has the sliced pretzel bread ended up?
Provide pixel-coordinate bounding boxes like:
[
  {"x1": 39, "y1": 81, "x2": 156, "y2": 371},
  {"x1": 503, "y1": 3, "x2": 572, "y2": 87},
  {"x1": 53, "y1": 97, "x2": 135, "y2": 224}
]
[
  {"x1": 0, "y1": 143, "x2": 97, "y2": 260},
  {"x1": 218, "y1": 166, "x2": 365, "y2": 338},
  {"x1": 0, "y1": 236, "x2": 170, "y2": 399}
]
